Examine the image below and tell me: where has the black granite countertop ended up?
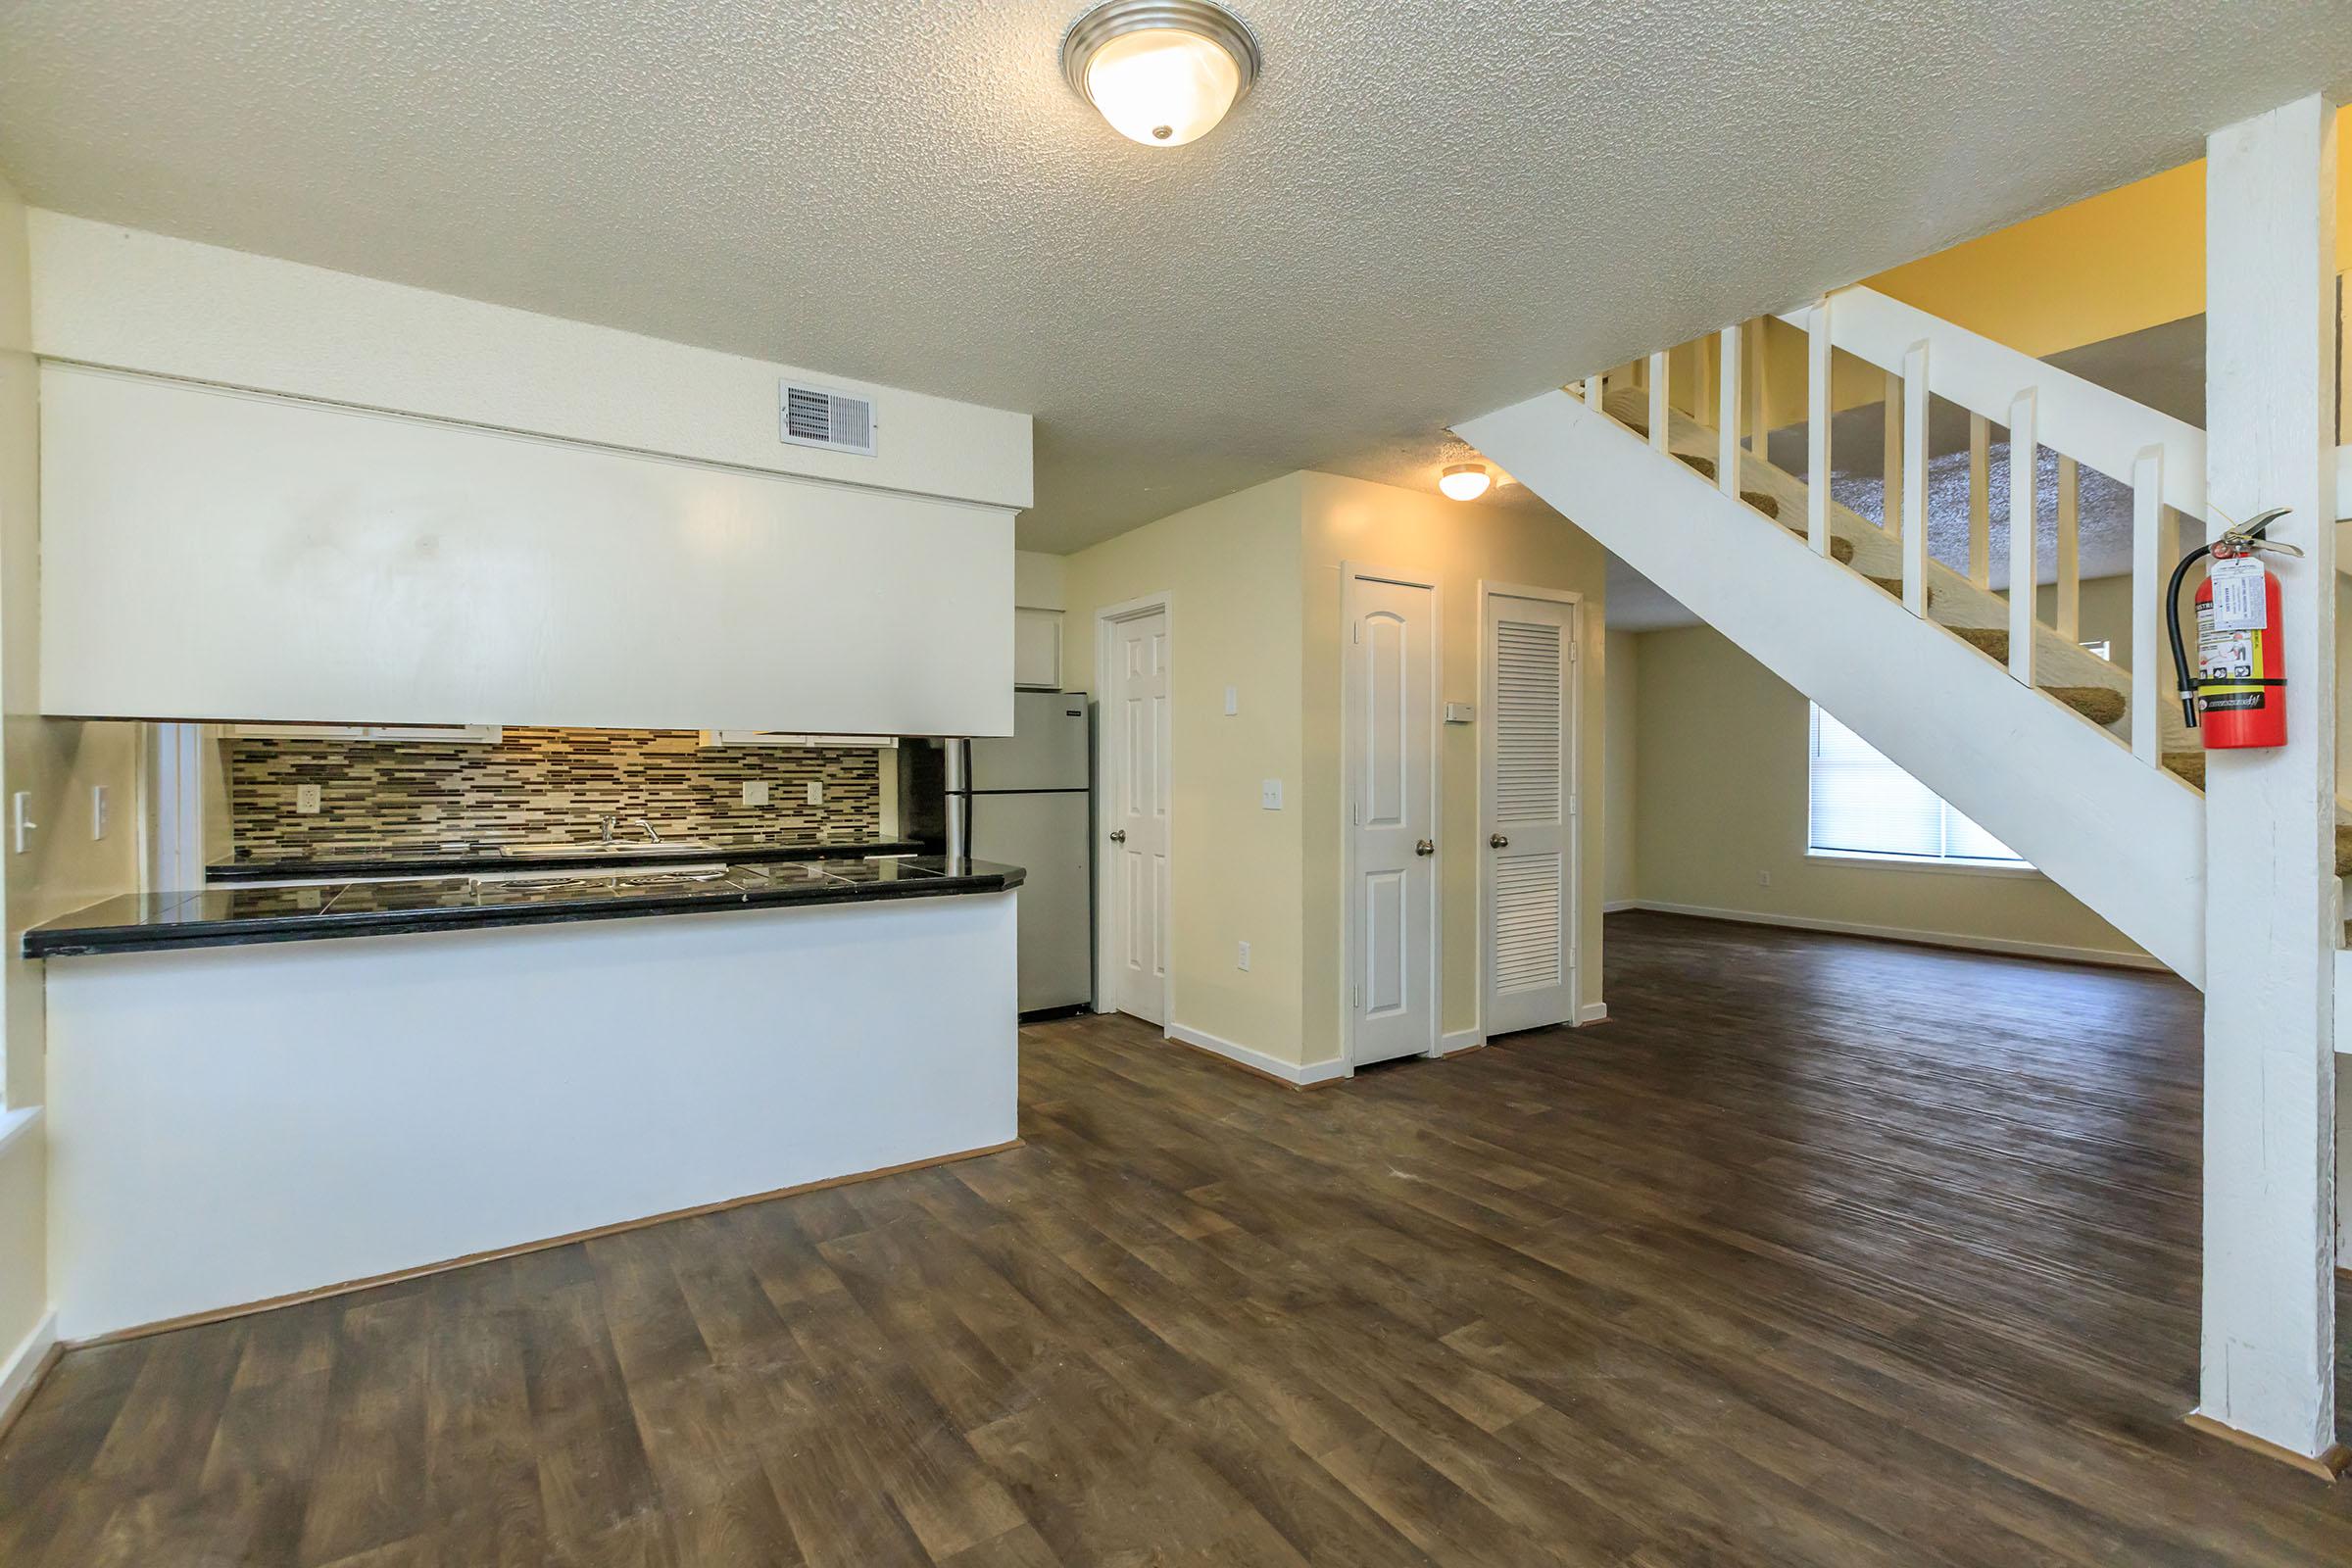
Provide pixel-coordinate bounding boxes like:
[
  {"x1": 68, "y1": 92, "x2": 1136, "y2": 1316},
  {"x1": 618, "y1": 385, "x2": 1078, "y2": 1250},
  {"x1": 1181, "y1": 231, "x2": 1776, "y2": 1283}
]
[
  {"x1": 26, "y1": 857, "x2": 1024, "y2": 958},
  {"x1": 205, "y1": 838, "x2": 930, "y2": 883}
]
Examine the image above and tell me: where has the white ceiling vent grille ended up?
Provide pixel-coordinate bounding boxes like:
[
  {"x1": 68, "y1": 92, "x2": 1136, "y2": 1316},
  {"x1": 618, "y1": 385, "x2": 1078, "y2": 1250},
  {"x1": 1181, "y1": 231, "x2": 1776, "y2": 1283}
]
[{"x1": 779, "y1": 383, "x2": 877, "y2": 456}]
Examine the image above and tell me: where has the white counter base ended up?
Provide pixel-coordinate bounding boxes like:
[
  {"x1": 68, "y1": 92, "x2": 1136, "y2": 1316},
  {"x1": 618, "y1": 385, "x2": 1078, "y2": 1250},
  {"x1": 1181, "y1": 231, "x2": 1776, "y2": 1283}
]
[{"x1": 46, "y1": 892, "x2": 1018, "y2": 1341}]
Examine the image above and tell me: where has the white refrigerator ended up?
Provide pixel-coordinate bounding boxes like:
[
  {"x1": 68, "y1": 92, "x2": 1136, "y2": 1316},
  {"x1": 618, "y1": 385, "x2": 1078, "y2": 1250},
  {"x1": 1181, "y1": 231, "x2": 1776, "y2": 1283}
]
[{"x1": 952, "y1": 692, "x2": 1094, "y2": 1017}]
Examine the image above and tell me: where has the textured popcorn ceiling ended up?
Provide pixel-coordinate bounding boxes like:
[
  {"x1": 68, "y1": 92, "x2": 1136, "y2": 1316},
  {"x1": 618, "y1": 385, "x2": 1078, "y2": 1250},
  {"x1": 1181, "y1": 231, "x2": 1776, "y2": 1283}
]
[{"x1": 2, "y1": 2, "x2": 2346, "y2": 553}]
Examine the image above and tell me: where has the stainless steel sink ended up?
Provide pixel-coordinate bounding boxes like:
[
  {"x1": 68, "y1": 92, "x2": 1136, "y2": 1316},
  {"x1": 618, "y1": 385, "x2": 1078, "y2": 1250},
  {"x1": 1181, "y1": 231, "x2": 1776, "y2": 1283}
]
[
  {"x1": 499, "y1": 840, "x2": 715, "y2": 859},
  {"x1": 468, "y1": 862, "x2": 728, "y2": 888}
]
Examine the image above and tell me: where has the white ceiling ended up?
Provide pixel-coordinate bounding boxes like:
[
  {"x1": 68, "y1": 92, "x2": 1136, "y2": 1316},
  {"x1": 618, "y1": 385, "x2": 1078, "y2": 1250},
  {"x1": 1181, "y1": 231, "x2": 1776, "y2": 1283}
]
[{"x1": 3, "y1": 2, "x2": 2347, "y2": 553}]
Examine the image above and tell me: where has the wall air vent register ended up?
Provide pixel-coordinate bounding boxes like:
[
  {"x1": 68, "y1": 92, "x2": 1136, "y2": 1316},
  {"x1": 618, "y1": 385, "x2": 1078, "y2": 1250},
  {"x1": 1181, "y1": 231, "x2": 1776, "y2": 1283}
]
[{"x1": 780, "y1": 382, "x2": 877, "y2": 456}]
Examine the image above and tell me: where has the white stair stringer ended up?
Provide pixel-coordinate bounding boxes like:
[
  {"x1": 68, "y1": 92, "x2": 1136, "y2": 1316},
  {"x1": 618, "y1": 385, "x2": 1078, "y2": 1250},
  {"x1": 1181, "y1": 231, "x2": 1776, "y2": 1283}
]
[{"x1": 1459, "y1": 388, "x2": 2205, "y2": 987}]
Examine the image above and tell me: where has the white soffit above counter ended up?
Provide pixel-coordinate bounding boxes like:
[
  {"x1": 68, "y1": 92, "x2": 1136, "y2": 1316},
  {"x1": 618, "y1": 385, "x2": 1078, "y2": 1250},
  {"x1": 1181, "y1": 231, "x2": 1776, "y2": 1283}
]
[{"x1": 27, "y1": 211, "x2": 1033, "y2": 513}]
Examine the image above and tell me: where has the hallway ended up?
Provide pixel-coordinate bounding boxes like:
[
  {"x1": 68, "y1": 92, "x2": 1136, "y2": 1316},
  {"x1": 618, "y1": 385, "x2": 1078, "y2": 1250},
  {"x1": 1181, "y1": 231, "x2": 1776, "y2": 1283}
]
[{"x1": 2, "y1": 911, "x2": 2347, "y2": 1565}]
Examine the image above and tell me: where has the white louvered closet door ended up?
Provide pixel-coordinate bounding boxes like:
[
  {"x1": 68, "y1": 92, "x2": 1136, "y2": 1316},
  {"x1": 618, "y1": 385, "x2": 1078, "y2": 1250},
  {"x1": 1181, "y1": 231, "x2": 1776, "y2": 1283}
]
[{"x1": 1482, "y1": 593, "x2": 1577, "y2": 1036}]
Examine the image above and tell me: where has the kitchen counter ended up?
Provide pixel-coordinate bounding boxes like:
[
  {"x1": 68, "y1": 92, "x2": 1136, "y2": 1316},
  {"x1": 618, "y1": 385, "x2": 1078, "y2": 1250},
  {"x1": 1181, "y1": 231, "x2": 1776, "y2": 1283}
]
[
  {"x1": 204, "y1": 837, "x2": 930, "y2": 884},
  {"x1": 27, "y1": 855, "x2": 1023, "y2": 957},
  {"x1": 42, "y1": 854, "x2": 1021, "y2": 1339}
]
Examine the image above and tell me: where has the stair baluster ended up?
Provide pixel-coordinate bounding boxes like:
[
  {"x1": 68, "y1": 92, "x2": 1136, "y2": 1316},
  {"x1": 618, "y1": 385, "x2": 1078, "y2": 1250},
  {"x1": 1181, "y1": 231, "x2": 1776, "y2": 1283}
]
[
  {"x1": 1901, "y1": 340, "x2": 1931, "y2": 615},
  {"x1": 1805, "y1": 301, "x2": 1832, "y2": 557},
  {"x1": 1716, "y1": 325, "x2": 1740, "y2": 498},
  {"x1": 2008, "y1": 388, "x2": 2038, "y2": 686},
  {"x1": 2130, "y1": 447, "x2": 2173, "y2": 766}
]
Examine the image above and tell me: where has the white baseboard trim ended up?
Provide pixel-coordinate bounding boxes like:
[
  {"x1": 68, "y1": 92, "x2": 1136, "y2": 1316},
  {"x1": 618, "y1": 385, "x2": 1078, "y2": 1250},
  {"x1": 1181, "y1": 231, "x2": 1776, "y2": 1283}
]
[
  {"x1": 1601, "y1": 899, "x2": 1642, "y2": 914},
  {"x1": 0, "y1": 1309, "x2": 59, "y2": 1437},
  {"x1": 1619, "y1": 901, "x2": 2166, "y2": 971},
  {"x1": 1438, "y1": 1028, "x2": 1486, "y2": 1056},
  {"x1": 1167, "y1": 1022, "x2": 1350, "y2": 1088},
  {"x1": 1577, "y1": 1003, "x2": 1610, "y2": 1025}
]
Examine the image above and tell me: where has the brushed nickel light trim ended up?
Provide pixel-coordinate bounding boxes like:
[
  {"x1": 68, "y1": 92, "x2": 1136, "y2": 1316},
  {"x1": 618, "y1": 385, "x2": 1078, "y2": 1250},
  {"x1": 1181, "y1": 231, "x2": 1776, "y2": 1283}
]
[{"x1": 1060, "y1": 0, "x2": 1262, "y2": 142}]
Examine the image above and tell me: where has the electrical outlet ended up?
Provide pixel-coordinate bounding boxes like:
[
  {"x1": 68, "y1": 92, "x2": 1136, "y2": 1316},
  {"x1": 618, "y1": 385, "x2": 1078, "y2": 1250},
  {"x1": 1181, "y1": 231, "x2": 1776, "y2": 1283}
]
[
  {"x1": 1260, "y1": 778, "x2": 1283, "y2": 810},
  {"x1": 91, "y1": 785, "x2": 108, "y2": 840},
  {"x1": 295, "y1": 784, "x2": 322, "y2": 814},
  {"x1": 807, "y1": 780, "x2": 824, "y2": 806},
  {"x1": 1224, "y1": 685, "x2": 1238, "y2": 715},
  {"x1": 743, "y1": 780, "x2": 770, "y2": 806},
  {"x1": 1757, "y1": 869, "x2": 1772, "y2": 887},
  {"x1": 1237, "y1": 940, "x2": 1250, "y2": 971}
]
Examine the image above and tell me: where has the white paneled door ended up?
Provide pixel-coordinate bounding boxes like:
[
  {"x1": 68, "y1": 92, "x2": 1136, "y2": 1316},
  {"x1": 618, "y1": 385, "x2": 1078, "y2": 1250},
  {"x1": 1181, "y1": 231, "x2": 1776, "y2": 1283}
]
[
  {"x1": 1482, "y1": 590, "x2": 1578, "y2": 1036},
  {"x1": 1106, "y1": 606, "x2": 1170, "y2": 1024},
  {"x1": 1347, "y1": 571, "x2": 1439, "y2": 1067}
]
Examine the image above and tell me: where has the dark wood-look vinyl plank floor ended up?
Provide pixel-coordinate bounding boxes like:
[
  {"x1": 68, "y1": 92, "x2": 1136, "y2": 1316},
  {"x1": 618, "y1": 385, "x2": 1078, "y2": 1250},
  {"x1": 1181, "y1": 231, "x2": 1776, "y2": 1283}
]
[{"x1": 4, "y1": 908, "x2": 2350, "y2": 1565}]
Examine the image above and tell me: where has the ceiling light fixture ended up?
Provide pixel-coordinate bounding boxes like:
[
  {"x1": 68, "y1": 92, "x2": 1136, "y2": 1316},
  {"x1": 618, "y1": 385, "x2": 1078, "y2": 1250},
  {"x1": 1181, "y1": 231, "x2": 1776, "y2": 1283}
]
[
  {"x1": 1061, "y1": 0, "x2": 1261, "y2": 148},
  {"x1": 1439, "y1": 463, "x2": 1492, "y2": 502}
]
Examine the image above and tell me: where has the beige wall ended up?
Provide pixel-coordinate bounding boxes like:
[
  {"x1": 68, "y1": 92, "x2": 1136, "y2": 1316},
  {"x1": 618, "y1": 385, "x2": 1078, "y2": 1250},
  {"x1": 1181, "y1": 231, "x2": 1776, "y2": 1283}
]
[
  {"x1": 1603, "y1": 628, "x2": 1641, "y2": 906},
  {"x1": 1063, "y1": 472, "x2": 1610, "y2": 1070},
  {"x1": 1062, "y1": 474, "x2": 1309, "y2": 1063},
  {"x1": 1297, "y1": 474, "x2": 1609, "y2": 1063},
  {"x1": 0, "y1": 175, "x2": 142, "y2": 1375},
  {"x1": 1628, "y1": 621, "x2": 2143, "y2": 963}
]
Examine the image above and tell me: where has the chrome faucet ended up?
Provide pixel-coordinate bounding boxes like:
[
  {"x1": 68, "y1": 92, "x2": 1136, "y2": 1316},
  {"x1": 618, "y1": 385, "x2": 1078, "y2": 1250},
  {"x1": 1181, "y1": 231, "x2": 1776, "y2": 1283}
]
[
  {"x1": 630, "y1": 817, "x2": 662, "y2": 844},
  {"x1": 598, "y1": 814, "x2": 619, "y2": 845}
]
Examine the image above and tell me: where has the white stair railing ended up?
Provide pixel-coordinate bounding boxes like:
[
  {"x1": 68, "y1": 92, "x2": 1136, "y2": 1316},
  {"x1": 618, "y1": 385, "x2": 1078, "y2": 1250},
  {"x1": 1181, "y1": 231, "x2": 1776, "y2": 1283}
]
[{"x1": 1779, "y1": 284, "x2": 2211, "y2": 771}]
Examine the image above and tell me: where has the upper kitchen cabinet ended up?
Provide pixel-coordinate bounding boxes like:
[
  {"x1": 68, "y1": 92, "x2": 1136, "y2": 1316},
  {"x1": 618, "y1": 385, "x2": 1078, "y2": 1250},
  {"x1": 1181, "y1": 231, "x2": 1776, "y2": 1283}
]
[
  {"x1": 1013, "y1": 608, "x2": 1063, "y2": 691},
  {"x1": 29, "y1": 217, "x2": 1030, "y2": 738}
]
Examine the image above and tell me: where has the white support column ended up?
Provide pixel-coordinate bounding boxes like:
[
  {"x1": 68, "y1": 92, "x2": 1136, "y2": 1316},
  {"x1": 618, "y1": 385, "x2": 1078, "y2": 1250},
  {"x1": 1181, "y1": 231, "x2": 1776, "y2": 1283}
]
[
  {"x1": 1585, "y1": 372, "x2": 1604, "y2": 410},
  {"x1": 1901, "y1": 341, "x2": 1930, "y2": 614},
  {"x1": 1717, "y1": 325, "x2": 1740, "y2": 499},
  {"x1": 1647, "y1": 351, "x2": 1670, "y2": 453},
  {"x1": 1882, "y1": 368, "x2": 1902, "y2": 535},
  {"x1": 1806, "y1": 301, "x2": 1832, "y2": 557},
  {"x1": 2055, "y1": 456, "x2": 2081, "y2": 640},
  {"x1": 1968, "y1": 414, "x2": 1991, "y2": 587},
  {"x1": 2129, "y1": 448, "x2": 2168, "y2": 764},
  {"x1": 2195, "y1": 91, "x2": 2342, "y2": 1476},
  {"x1": 2007, "y1": 389, "x2": 2037, "y2": 686}
]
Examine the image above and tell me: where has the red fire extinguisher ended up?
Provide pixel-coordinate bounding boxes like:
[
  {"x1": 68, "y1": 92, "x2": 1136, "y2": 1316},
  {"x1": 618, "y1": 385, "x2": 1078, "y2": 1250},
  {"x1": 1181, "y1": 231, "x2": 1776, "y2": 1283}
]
[{"x1": 2165, "y1": 507, "x2": 2294, "y2": 749}]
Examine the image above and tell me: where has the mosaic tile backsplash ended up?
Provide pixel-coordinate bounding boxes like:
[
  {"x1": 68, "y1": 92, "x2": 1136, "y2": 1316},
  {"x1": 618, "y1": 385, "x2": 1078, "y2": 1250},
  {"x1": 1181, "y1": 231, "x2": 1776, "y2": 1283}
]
[{"x1": 224, "y1": 727, "x2": 886, "y2": 860}]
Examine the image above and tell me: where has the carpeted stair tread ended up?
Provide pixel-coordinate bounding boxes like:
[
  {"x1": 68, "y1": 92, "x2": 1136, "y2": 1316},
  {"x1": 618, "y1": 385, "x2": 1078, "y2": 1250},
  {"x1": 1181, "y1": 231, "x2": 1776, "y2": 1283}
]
[
  {"x1": 1676, "y1": 452, "x2": 1716, "y2": 480},
  {"x1": 2163, "y1": 751, "x2": 2204, "y2": 789},
  {"x1": 2045, "y1": 687, "x2": 2126, "y2": 726},
  {"x1": 2339, "y1": 824, "x2": 2352, "y2": 878},
  {"x1": 1954, "y1": 626, "x2": 2010, "y2": 661},
  {"x1": 1865, "y1": 575, "x2": 1934, "y2": 607},
  {"x1": 1742, "y1": 491, "x2": 1781, "y2": 519}
]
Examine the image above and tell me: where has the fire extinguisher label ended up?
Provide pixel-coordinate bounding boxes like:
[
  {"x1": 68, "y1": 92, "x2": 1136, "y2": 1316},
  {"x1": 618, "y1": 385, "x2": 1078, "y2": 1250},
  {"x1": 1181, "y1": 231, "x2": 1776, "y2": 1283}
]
[
  {"x1": 2208, "y1": 555, "x2": 2268, "y2": 630},
  {"x1": 2196, "y1": 602, "x2": 2269, "y2": 711}
]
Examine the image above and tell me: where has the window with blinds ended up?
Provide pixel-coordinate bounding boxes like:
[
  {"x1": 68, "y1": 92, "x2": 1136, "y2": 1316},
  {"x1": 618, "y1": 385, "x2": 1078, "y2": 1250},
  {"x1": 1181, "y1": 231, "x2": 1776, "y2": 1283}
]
[{"x1": 1806, "y1": 706, "x2": 2029, "y2": 868}]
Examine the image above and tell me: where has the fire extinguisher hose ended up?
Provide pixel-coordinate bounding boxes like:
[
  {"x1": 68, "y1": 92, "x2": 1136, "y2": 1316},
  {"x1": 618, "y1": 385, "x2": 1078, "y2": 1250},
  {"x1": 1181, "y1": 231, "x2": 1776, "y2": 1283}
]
[{"x1": 2164, "y1": 541, "x2": 2213, "y2": 730}]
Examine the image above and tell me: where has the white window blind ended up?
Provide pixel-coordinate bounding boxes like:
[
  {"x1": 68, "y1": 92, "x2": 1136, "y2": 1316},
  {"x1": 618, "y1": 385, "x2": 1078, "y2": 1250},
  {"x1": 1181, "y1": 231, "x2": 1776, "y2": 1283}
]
[{"x1": 1807, "y1": 706, "x2": 2028, "y2": 867}]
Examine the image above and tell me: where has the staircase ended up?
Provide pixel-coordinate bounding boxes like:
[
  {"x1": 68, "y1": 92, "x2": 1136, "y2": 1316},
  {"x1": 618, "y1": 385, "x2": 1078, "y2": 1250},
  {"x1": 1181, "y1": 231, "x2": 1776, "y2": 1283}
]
[{"x1": 1458, "y1": 285, "x2": 2352, "y2": 989}]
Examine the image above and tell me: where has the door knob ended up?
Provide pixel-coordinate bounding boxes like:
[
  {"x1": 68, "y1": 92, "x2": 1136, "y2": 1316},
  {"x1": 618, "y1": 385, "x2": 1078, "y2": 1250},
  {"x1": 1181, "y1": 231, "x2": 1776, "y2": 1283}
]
[
  {"x1": 1108, "y1": 829, "x2": 1127, "y2": 842},
  {"x1": 1415, "y1": 839, "x2": 1435, "y2": 857},
  {"x1": 1490, "y1": 833, "x2": 1509, "y2": 849}
]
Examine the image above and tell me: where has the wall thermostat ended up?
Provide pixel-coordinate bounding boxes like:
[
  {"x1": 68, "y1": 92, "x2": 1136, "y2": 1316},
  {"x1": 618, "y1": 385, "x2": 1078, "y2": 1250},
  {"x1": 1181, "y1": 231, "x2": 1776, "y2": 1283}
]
[{"x1": 1444, "y1": 703, "x2": 1476, "y2": 725}]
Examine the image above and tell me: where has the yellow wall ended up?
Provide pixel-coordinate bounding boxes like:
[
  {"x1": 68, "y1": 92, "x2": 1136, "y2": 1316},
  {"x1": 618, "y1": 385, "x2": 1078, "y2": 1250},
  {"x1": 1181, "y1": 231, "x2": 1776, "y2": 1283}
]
[
  {"x1": 1297, "y1": 474, "x2": 1609, "y2": 1063},
  {"x1": 1628, "y1": 622, "x2": 2144, "y2": 963},
  {"x1": 1867, "y1": 104, "x2": 2352, "y2": 360},
  {"x1": 1061, "y1": 474, "x2": 1309, "y2": 1063},
  {"x1": 0, "y1": 172, "x2": 143, "y2": 1375}
]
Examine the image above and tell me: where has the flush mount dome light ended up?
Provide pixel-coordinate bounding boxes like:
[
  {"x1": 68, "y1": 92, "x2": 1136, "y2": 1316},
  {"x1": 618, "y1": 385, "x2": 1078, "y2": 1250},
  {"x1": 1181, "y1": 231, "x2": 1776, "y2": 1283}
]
[
  {"x1": 1439, "y1": 463, "x2": 1492, "y2": 502},
  {"x1": 1061, "y1": 0, "x2": 1261, "y2": 147}
]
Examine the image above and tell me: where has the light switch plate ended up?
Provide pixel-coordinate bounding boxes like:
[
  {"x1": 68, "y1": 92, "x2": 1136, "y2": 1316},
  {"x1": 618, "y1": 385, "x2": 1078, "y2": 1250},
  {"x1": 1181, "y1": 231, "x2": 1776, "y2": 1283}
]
[
  {"x1": 1260, "y1": 778, "x2": 1283, "y2": 810},
  {"x1": 295, "y1": 784, "x2": 322, "y2": 814},
  {"x1": 10, "y1": 792, "x2": 31, "y2": 855},
  {"x1": 807, "y1": 780, "x2": 824, "y2": 806},
  {"x1": 90, "y1": 785, "x2": 108, "y2": 840},
  {"x1": 743, "y1": 780, "x2": 770, "y2": 806},
  {"x1": 1237, "y1": 940, "x2": 1250, "y2": 971}
]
